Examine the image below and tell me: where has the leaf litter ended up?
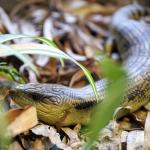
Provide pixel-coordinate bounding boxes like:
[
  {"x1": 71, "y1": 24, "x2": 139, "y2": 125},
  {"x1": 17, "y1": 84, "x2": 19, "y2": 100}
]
[{"x1": 0, "y1": 0, "x2": 149, "y2": 149}]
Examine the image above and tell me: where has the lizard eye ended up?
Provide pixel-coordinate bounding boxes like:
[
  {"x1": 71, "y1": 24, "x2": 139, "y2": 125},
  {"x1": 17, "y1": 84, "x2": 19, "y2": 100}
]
[{"x1": 28, "y1": 93, "x2": 44, "y2": 101}]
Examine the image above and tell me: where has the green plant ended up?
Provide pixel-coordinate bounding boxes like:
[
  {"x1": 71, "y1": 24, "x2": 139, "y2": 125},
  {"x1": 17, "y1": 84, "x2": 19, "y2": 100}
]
[
  {"x1": 0, "y1": 34, "x2": 99, "y2": 101},
  {"x1": 0, "y1": 62, "x2": 26, "y2": 83},
  {"x1": 0, "y1": 101, "x2": 11, "y2": 150},
  {"x1": 84, "y1": 58, "x2": 127, "y2": 150}
]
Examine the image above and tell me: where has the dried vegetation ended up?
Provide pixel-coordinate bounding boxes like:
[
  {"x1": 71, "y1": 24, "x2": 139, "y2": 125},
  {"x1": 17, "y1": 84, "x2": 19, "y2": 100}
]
[{"x1": 0, "y1": 0, "x2": 150, "y2": 149}]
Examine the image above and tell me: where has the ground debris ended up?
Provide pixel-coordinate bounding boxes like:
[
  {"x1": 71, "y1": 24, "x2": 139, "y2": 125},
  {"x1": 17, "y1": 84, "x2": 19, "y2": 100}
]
[
  {"x1": 0, "y1": 0, "x2": 149, "y2": 149},
  {"x1": 31, "y1": 124, "x2": 72, "y2": 149},
  {"x1": 6, "y1": 106, "x2": 38, "y2": 137}
]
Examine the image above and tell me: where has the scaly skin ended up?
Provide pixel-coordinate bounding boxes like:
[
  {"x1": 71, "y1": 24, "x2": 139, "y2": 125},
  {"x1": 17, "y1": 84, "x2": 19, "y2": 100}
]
[{"x1": 1, "y1": 4, "x2": 150, "y2": 126}]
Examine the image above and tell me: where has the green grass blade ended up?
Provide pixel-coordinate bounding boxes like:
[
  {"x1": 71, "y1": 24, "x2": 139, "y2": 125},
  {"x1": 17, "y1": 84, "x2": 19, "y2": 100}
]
[
  {"x1": 36, "y1": 37, "x2": 65, "y2": 67},
  {"x1": 0, "y1": 64, "x2": 26, "y2": 83},
  {"x1": 0, "y1": 34, "x2": 30, "y2": 43},
  {"x1": 0, "y1": 34, "x2": 99, "y2": 101},
  {"x1": 84, "y1": 58, "x2": 127, "y2": 150},
  {"x1": 0, "y1": 44, "x2": 38, "y2": 75}
]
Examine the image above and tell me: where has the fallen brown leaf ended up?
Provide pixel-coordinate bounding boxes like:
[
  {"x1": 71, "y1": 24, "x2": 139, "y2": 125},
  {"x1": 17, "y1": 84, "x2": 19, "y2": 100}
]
[
  {"x1": 144, "y1": 101, "x2": 150, "y2": 111},
  {"x1": 9, "y1": 141, "x2": 23, "y2": 150},
  {"x1": 73, "y1": 124, "x2": 81, "y2": 133},
  {"x1": 119, "y1": 118, "x2": 132, "y2": 131},
  {"x1": 6, "y1": 106, "x2": 38, "y2": 137},
  {"x1": 66, "y1": 48, "x2": 87, "y2": 61},
  {"x1": 20, "y1": 65, "x2": 38, "y2": 83},
  {"x1": 61, "y1": 127, "x2": 81, "y2": 149},
  {"x1": 10, "y1": 0, "x2": 47, "y2": 17},
  {"x1": 69, "y1": 69, "x2": 85, "y2": 87},
  {"x1": 133, "y1": 109, "x2": 147, "y2": 124},
  {"x1": 68, "y1": 3, "x2": 117, "y2": 17},
  {"x1": 33, "y1": 138, "x2": 44, "y2": 150},
  {"x1": 144, "y1": 111, "x2": 150, "y2": 149},
  {"x1": 0, "y1": 7, "x2": 19, "y2": 35},
  {"x1": 31, "y1": 124, "x2": 72, "y2": 149}
]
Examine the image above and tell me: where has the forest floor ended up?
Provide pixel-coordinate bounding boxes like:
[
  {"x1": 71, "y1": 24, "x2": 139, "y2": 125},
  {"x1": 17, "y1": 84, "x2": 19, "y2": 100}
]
[{"x1": 0, "y1": 0, "x2": 149, "y2": 149}]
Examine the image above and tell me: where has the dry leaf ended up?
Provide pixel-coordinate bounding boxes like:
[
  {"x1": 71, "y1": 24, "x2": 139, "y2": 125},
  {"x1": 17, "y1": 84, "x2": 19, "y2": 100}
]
[
  {"x1": 43, "y1": 17, "x2": 54, "y2": 41},
  {"x1": 144, "y1": 101, "x2": 150, "y2": 111},
  {"x1": 10, "y1": 0, "x2": 47, "y2": 17},
  {"x1": 6, "y1": 106, "x2": 38, "y2": 137},
  {"x1": 9, "y1": 141, "x2": 23, "y2": 150},
  {"x1": 66, "y1": 48, "x2": 87, "y2": 61},
  {"x1": 61, "y1": 127, "x2": 81, "y2": 149},
  {"x1": 17, "y1": 20, "x2": 40, "y2": 43},
  {"x1": 33, "y1": 138, "x2": 44, "y2": 150},
  {"x1": 69, "y1": 69, "x2": 84, "y2": 87},
  {"x1": 144, "y1": 111, "x2": 150, "y2": 149},
  {"x1": 70, "y1": 3, "x2": 117, "y2": 17},
  {"x1": 120, "y1": 131, "x2": 128, "y2": 150},
  {"x1": 84, "y1": 45, "x2": 95, "y2": 58},
  {"x1": 20, "y1": 65, "x2": 38, "y2": 83},
  {"x1": 120, "y1": 131, "x2": 128, "y2": 143},
  {"x1": 119, "y1": 118, "x2": 131, "y2": 131},
  {"x1": 31, "y1": 124, "x2": 72, "y2": 150},
  {"x1": 126, "y1": 130, "x2": 144, "y2": 150},
  {"x1": 105, "y1": 37, "x2": 114, "y2": 56},
  {"x1": 73, "y1": 124, "x2": 81, "y2": 133},
  {"x1": 45, "y1": 58, "x2": 57, "y2": 77},
  {"x1": 133, "y1": 110, "x2": 147, "y2": 123},
  {"x1": 0, "y1": 7, "x2": 19, "y2": 35}
]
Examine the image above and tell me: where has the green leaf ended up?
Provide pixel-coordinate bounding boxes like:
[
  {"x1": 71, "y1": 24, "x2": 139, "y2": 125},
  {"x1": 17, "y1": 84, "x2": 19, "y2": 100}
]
[
  {"x1": 0, "y1": 101, "x2": 11, "y2": 150},
  {"x1": 36, "y1": 36, "x2": 65, "y2": 67},
  {"x1": 0, "y1": 34, "x2": 99, "y2": 101},
  {"x1": 35, "y1": 37, "x2": 58, "y2": 48},
  {"x1": 84, "y1": 58, "x2": 127, "y2": 150},
  {"x1": 0, "y1": 64, "x2": 26, "y2": 83},
  {"x1": 0, "y1": 44, "x2": 38, "y2": 75},
  {"x1": 0, "y1": 34, "x2": 30, "y2": 43}
]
